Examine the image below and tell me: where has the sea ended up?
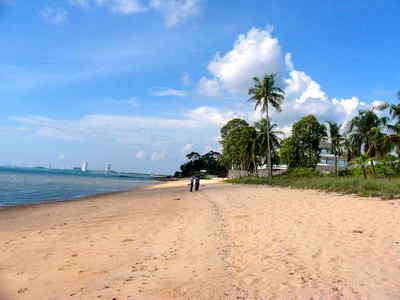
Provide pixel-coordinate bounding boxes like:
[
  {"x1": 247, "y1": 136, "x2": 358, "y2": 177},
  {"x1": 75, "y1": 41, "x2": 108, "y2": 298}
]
[{"x1": 0, "y1": 167, "x2": 156, "y2": 207}]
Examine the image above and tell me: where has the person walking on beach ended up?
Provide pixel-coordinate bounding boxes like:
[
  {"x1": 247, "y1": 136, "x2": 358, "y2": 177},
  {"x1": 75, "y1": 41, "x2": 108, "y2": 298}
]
[
  {"x1": 195, "y1": 176, "x2": 200, "y2": 191},
  {"x1": 190, "y1": 176, "x2": 195, "y2": 192}
]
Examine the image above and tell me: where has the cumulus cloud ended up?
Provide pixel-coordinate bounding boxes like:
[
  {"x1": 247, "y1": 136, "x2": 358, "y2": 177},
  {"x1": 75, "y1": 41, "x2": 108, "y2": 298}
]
[
  {"x1": 40, "y1": 7, "x2": 68, "y2": 24},
  {"x1": 187, "y1": 106, "x2": 245, "y2": 127},
  {"x1": 200, "y1": 26, "x2": 375, "y2": 130},
  {"x1": 150, "y1": 0, "x2": 201, "y2": 27},
  {"x1": 284, "y1": 53, "x2": 294, "y2": 71},
  {"x1": 284, "y1": 70, "x2": 327, "y2": 104},
  {"x1": 202, "y1": 27, "x2": 284, "y2": 94},
  {"x1": 151, "y1": 88, "x2": 186, "y2": 97},
  {"x1": 197, "y1": 77, "x2": 221, "y2": 97}
]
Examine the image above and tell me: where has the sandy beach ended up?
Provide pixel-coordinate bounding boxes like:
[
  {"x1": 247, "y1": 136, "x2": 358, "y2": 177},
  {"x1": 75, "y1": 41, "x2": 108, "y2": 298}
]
[{"x1": 1, "y1": 180, "x2": 400, "y2": 299}]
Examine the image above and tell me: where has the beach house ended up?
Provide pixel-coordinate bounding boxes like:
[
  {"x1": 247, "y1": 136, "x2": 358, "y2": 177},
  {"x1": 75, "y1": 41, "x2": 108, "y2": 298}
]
[{"x1": 317, "y1": 141, "x2": 347, "y2": 173}]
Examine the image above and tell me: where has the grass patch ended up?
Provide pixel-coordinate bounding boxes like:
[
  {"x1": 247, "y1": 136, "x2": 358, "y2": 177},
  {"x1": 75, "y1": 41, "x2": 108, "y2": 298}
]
[{"x1": 226, "y1": 175, "x2": 400, "y2": 199}]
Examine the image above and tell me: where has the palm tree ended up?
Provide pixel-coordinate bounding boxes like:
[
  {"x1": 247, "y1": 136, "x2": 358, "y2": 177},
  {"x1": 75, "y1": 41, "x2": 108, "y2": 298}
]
[
  {"x1": 254, "y1": 118, "x2": 283, "y2": 170},
  {"x1": 347, "y1": 110, "x2": 389, "y2": 176},
  {"x1": 378, "y1": 90, "x2": 400, "y2": 122},
  {"x1": 248, "y1": 74, "x2": 285, "y2": 179},
  {"x1": 352, "y1": 154, "x2": 370, "y2": 179},
  {"x1": 326, "y1": 121, "x2": 343, "y2": 176}
]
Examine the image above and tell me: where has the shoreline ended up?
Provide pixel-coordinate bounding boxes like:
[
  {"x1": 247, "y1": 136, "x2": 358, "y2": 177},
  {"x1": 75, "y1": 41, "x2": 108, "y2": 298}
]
[{"x1": 0, "y1": 180, "x2": 161, "y2": 212}]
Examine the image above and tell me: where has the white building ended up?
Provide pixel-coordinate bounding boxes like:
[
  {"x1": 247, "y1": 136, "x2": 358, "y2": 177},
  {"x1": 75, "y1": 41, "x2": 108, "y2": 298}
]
[
  {"x1": 81, "y1": 161, "x2": 88, "y2": 172},
  {"x1": 318, "y1": 141, "x2": 347, "y2": 173},
  {"x1": 105, "y1": 163, "x2": 112, "y2": 172}
]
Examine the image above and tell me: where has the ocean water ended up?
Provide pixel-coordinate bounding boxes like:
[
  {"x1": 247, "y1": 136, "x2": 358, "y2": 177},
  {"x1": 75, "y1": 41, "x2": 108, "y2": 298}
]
[{"x1": 0, "y1": 167, "x2": 156, "y2": 207}]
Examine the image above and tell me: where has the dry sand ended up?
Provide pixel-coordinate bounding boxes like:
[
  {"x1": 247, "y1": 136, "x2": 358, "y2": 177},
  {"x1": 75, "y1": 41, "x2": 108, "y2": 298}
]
[{"x1": 1, "y1": 180, "x2": 400, "y2": 299}]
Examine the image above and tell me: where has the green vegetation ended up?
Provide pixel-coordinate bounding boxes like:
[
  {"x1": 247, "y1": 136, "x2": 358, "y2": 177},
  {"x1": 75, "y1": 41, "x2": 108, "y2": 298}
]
[
  {"x1": 248, "y1": 74, "x2": 285, "y2": 178},
  {"x1": 219, "y1": 117, "x2": 283, "y2": 175},
  {"x1": 226, "y1": 173, "x2": 400, "y2": 200},
  {"x1": 175, "y1": 72, "x2": 400, "y2": 202},
  {"x1": 175, "y1": 151, "x2": 227, "y2": 178},
  {"x1": 280, "y1": 115, "x2": 327, "y2": 169}
]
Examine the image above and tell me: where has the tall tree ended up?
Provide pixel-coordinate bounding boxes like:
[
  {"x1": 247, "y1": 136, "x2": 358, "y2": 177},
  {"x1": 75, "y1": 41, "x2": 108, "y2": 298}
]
[
  {"x1": 220, "y1": 118, "x2": 249, "y2": 139},
  {"x1": 326, "y1": 121, "x2": 342, "y2": 176},
  {"x1": 347, "y1": 110, "x2": 389, "y2": 176},
  {"x1": 280, "y1": 115, "x2": 327, "y2": 169},
  {"x1": 248, "y1": 74, "x2": 285, "y2": 179},
  {"x1": 254, "y1": 118, "x2": 283, "y2": 168}
]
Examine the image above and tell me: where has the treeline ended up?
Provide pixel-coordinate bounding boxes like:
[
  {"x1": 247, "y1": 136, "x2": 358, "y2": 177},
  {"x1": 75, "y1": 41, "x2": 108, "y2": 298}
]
[
  {"x1": 176, "y1": 72, "x2": 400, "y2": 180},
  {"x1": 218, "y1": 74, "x2": 400, "y2": 179},
  {"x1": 219, "y1": 114, "x2": 327, "y2": 174},
  {"x1": 175, "y1": 151, "x2": 227, "y2": 177}
]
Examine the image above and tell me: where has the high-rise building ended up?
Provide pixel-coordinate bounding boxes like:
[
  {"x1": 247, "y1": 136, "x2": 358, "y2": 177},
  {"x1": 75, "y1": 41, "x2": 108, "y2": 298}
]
[
  {"x1": 105, "y1": 163, "x2": 112, "y2": 172},
  {"x1": 81, "y1": 161, "x2": 88, "y2": 172}
]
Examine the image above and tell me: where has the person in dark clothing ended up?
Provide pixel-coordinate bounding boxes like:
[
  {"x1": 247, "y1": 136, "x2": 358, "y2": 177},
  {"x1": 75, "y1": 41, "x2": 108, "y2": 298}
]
[
  {"x1": 189, "y1": 176, "x2": 195, "y2": 192},
  {"x1": 195, "y1": 176, "x2": 200, "y2": 191}
]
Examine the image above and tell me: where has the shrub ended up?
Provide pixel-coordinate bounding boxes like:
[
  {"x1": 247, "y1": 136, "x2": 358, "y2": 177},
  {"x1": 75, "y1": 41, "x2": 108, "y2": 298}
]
[{"x1": 287, "y1": 168, "x2": 320, "y2": 178}]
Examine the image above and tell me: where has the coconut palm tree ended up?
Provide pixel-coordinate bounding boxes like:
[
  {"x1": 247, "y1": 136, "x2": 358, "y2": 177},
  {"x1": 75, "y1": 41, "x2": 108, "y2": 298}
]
[
  {"x1": 378, "y1": 90, "x2": 400, "y2": 122},
  {"x1": 248, "y1": 74, "x2": 285, "y2": 179},
  {"x1": 326, "y1": 121, "x2": 343, "y2": 176},
  {"x1": 254, "y1": 118, "x2": 283, "y2": 170},
  {"x1": 352, "y1": 154, "x2": 370, "y2": 179},
  {"x1": 347, "y1": 110, "x2": 389, "y2": 176}
]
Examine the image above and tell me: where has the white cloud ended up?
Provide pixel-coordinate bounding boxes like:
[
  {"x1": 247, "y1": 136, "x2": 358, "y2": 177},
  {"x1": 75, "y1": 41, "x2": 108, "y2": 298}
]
[
  {"x1": 332, "y1": 97, "x2": 362, "y2": 116},
  {"x1": 150, "y1": 0, "x2": 201, "y2": 27},
  {"x1": 68, "y1": 0, "x2": 89, "y2": 7},
  {"x1": 284, "y1": 53, "x2": 294, "y2": 71},
  {"x1": 10, "y1": 106, "x2": 239, "y2": 145},
  {"x1": 371, "y1": 100, "x2": 386, "y2": 110},
  {"x1": 40, "y1": 7, "x2": 68, "y2": 24},
  {"x1": 67, "y1": 0, "x2": 201, "y2": 25},
  {"x1": 151, "y1": 88, "x2": 186, "y2": 97},
  {"x1": 105, "y1": 97, "x2": 139, "y2": 107},
  {"x1": 199, "y1": 26, "x2": 373, "y2": 129},
  {"x1": 187, "y1": 106, "x2": 244, "y2": 126},
  {"x1": 151, "y1": 151, "x2": 166, "y2": 161},
  {"x1": 197, "y1": 77, "x2": 221, "y2": 97},
  {"x1": 203, "y1": 27, "x2": 284, "y2": 94},
  {"x1": 182, "y1": 143, "x2": 193, "y2": 153},
  {"x1": 181, "y1": 73, "x2": 192, "y2": 86},
  {"x1": 136, "y1": 150, "x2": 145, "y2": 159},
  {"x1": 284, "y1": 70, "x2": 327, "y2": 104},
  {"x1": 95, "y1": 0, "x2": 147, "y2": 14}
]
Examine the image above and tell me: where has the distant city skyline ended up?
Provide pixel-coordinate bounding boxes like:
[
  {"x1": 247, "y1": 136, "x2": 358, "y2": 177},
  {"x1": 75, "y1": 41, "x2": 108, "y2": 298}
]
[{"x1": 1, "y1": 0, "x2": 400, "y2": 173}]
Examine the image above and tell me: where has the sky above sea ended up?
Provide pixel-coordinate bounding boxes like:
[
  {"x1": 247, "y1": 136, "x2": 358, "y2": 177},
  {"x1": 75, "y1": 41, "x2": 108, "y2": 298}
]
[{"x1": 1, "y1": 0, "x2": 399, "y2": 174}]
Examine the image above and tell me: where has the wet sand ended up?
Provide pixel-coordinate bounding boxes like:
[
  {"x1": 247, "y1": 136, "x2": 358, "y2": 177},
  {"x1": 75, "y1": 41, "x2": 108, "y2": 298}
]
[{"x1": 1, "y1": 180, "x2": 400, "y2": 299}]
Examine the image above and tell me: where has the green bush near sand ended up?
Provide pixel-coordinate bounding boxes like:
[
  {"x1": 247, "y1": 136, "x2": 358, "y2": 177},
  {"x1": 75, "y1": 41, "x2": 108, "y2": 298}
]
[{"x1": 226, "y1": 175, "x2": 400, "y2": 200}]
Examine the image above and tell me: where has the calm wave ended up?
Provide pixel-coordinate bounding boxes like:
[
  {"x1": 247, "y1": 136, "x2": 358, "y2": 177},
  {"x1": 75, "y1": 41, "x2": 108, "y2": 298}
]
[{"x1": 0, "y1": 167, "x2": 155, "y2": 207}]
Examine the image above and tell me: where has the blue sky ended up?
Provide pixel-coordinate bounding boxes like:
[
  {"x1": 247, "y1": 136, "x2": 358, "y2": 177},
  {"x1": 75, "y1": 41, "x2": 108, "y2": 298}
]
[{"x1": 1, "y1": 0, "x2": 399, "y2": 174}]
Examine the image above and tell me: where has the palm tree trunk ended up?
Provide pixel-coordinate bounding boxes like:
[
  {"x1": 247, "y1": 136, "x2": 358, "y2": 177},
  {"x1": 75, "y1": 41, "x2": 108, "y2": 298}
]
[
  {"x1": 361, "y1": 165, "x2": 367, "y2": 179},
  {"x1": 334, "y1": 150, "x2": 338, "y2": 176},
  {"x1": 252, "y1": 141, "x2": 258, "y2": 177},
  {"x1": 371, "y1": 160, "x2": 377, "y2": 177},
  {"x1": 265, "y1": 101, "x2": 272, "y2": 180}
]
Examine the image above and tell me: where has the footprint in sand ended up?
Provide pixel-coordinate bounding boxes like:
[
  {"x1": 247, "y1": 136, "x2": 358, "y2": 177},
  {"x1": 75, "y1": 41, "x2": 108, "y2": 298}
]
[{"x1": 17, "y1": 288, "x2": 28, "y2": 294}]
